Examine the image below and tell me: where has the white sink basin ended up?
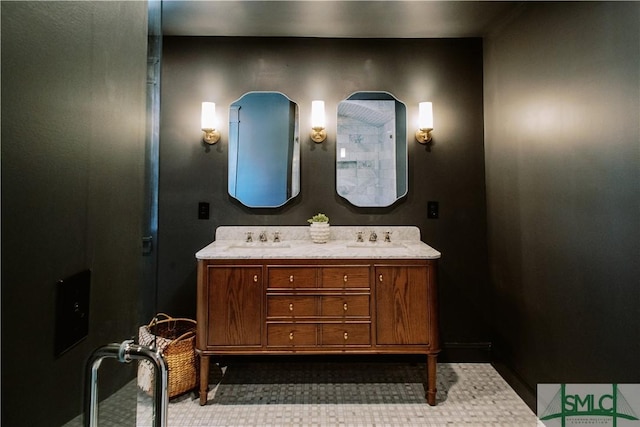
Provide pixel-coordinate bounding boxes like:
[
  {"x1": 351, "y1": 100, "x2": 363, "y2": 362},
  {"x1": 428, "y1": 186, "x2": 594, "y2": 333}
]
[
  {"x1": 345, "y1": 242, "x2": 406, "y2": 249},
  {"x1": 227, "y1": 242, "x2": 291, "y2": 250}
]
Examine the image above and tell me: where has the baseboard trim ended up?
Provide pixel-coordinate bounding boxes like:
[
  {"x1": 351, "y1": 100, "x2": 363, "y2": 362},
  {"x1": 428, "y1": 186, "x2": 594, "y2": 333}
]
[
  {"x1": 440, "y1": 342, "x2": 492, "y2": 363},
  {"x1": 491, "y1": 358, "x2": 537, "y2": 412}
]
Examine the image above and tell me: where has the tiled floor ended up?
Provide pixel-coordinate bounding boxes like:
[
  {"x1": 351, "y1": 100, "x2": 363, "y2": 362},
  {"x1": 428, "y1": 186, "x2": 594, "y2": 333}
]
[{"x1": 65, "y1": 360, "x2": 542, "y2": 426}]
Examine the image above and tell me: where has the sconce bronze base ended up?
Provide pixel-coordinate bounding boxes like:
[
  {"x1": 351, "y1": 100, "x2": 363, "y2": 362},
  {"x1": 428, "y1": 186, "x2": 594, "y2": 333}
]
[
  {"x1": 311, "y1": 127, "x2": 327, "y2": 143},
  {"x1": 415, "y1": 128, "x2": 433, "y2": 144},
  {"x1": 203, "y1": 128, "x2": 220, "y2": 144}
]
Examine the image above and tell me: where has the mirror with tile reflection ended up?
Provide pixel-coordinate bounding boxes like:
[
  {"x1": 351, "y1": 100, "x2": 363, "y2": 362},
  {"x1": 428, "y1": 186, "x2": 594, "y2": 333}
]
[{"x1": 336, "y1": 92, "x2": 408, "y2": 207}]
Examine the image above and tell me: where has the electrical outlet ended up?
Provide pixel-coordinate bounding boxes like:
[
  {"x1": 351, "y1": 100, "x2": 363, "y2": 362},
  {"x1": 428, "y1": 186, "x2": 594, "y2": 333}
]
[
  {"x1": 427, "y1": 201, "x2": 439, "y2": 219},
  {"x1": 198, "y1": 202, "x2": 210, "y2": 220},
  {"x1": 55, "y1": 269, "x2": 91, "y2": 356}
]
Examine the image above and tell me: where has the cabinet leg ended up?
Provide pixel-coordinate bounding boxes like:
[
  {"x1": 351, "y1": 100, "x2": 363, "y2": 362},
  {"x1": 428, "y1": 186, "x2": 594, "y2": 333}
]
[
  {"x1": 199, "y1": 354, "x2": 210, "y2": 406},
  {"x1": 426, "y1": 354, "x2": 437, "y2": 406}
]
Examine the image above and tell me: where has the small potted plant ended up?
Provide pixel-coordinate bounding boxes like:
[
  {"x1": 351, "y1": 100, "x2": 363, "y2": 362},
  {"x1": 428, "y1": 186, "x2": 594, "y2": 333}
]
[{"x1": 307, "y1": 213, "x2": 330, "y2": 243}]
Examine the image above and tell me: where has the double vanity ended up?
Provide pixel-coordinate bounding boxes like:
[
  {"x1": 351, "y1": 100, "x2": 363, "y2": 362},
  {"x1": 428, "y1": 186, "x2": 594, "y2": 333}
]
[{"x1": 195, "y1": 226, "x2": 441, "y2": 405}]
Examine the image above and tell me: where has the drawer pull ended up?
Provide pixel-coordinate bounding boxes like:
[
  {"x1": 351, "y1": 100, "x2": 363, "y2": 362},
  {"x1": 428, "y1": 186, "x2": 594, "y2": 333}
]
[
  {"x1": 289, "y1": 303, "x2": 294, "y2": 312},
  {"x1": 343, "y1": 275, "x2": 348, "y2": 282},
  {"x1": 289, "y1": 275, "x2": 294, "y2": 283},
  {"x1": 343, "y1": 303, "x2": 348, "y2": 311},
  {"x1": 289, "y1": 332, "x2": 294, "y2": 341},
  {"x1": 253, "y1": 275, "x2": 258, "y2": 283},
  {"x1": 379, "y1": 274, "x2": 383, "y2": 282},
  {"x1": 344, "y1": 332, "x2": 349, "y2": 340}
]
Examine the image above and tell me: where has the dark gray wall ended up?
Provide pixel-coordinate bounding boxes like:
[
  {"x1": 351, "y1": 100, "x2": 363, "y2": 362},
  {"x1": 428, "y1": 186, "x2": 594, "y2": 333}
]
[
  {"x1": 159, "y1": 37, "x2": 490, "y2": 353},
  {"x1": 1, "y1": 2, "x2": 148, "y2": 426},
  {"x1": 484, "y1": 2, "x2": 640, "y2": 407}
]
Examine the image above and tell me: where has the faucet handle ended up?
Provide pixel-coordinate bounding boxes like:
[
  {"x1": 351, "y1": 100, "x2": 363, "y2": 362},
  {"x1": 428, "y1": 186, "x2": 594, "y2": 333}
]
[
  {"x1": 383, "y1": 231, "x2": 392, "y2": 243},
  {"x1": 273, "y1": 231, "x2": 281, "y2": 243},
  {"x1": 245, "y1": 231, "x2": 253, "y2": 243},
  {"x1": 356, "y1": 231, "x2": 364, "y2": 242}
]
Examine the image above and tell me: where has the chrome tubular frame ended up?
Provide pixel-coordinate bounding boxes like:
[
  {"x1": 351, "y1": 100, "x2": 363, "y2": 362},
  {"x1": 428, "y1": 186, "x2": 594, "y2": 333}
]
[{"x1": 84, "y1": 340, "x2": 168, "y2": 427}]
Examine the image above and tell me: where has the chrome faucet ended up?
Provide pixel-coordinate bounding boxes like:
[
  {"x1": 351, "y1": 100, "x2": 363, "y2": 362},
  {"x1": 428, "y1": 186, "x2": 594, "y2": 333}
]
[
  {"x1": 369, "y1": 230, "x2": 377, "y2": 242},
  {"x1": 259, "y1": 231, "x2": 268, "y2": 242}
]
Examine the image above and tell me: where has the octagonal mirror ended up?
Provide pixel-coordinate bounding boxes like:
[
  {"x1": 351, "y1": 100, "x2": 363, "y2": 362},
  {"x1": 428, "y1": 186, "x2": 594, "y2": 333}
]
[
  {"x1": 228, "y1": 92, "x2": 300, "y2": 208},
  {"x1": 336, "y1": 92, "x2": 407, "y2": 207}
]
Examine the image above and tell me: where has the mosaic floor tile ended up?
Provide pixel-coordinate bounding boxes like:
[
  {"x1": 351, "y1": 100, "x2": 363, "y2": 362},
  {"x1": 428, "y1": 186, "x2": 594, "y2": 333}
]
[{"x1": 64, "y1": 362, "x2": 542, "y2": 426}]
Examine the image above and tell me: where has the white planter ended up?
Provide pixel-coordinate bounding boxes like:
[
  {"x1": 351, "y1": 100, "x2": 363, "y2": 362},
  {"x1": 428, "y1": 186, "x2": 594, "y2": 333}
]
[{"x1": 309, "y1": 222, "x2": 330, "y2": 243}]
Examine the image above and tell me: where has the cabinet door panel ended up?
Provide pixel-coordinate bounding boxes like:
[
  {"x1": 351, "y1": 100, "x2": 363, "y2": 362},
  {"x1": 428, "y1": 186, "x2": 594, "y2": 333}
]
[
  {"x1": 321, "y1": 267, "x2": 370, "y2": 288},
  {"x1": 268, "y1": 267, "x2": 317, "y2": 288},
  {"x1": 320, "y1": 295, "x2": 369, "y2": 317},
  {"x1": 267, "y1": 295, "x2": 317, "y2": 317},
  {"x1": 207, "y1": 266, "x2": 262, "y2": 346},
  {"x1": 376, "y1": 266, "x2": 429, "y2": 345},
  {"x1": 321, "y1": 324, "x2": 371, "y2": 345},
  {"x1": 267, "y1": 324, "x2": 317, "y2": 347}
]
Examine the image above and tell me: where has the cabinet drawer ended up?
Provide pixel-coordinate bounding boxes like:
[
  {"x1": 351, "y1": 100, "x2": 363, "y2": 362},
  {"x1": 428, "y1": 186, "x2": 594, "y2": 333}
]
[
  {"x1": 320, "y1": 295, "x2": 369, "y2": 317},
  {"x1": 267, "y1": 324, "x2": 317, "y2": 347},
  {"x1": 321, "y1": 324, "x2": 370, "y2": 345},
  {"x1": 267, "y1": 296, "x2": 317, "y2": 317},
  {"x1": 321, "y1": 267, "x2": 369, "y2": 288},
  {"x1": 268, "y1": 267, "x2": 317, "y2": 288}
]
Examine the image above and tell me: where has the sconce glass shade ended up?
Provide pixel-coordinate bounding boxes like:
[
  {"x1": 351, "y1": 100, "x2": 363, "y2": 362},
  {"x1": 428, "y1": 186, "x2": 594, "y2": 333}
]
[
  {"x1": 416, "y1": 101, "x2": 433, "y2": 144},
  {"x1": 418, "y1": 102, "x2": 433, "y2": 129},
  {"x1": 311, "y1": 100, "x2": 326, "y2": 128},
  {"x1": 310, "y1": 100, "x2": 327, "y2": 143},
  {"x1": 201, "y1": 102, "x2": 217, "y2": 129},
  {"x1": 201, "y1": 101, "x2": 220, "y2": 144}
]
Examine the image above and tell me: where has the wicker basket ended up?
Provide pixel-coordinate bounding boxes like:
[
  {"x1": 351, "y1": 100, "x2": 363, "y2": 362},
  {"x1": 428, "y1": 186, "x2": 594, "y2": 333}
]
[{"x1": 137, "y1": 313, "x2": 198, "y2": 398}]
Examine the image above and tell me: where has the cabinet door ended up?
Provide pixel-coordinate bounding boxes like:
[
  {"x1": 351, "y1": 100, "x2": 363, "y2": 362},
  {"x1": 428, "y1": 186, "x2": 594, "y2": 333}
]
[
  {"x1": 320, "y1": 295, "x2": 369, "y2": 317},
  {"x1": 321, "y1": 267, "x2": 369, "y2": 288},
  {"x1": 268, "y1": 267, "x2": 317, "y2": 288},
  {"x1": 207, "y1": 266, "x2": 262, "y2": 346},
  {"x1": 376, "y1": 266, "x2": 429, "y2": 345},
  {"x1": 267, "y1": 324, "x2": 317, "y2": 347},
  {"x1": 321, "y1": 324, "x2": 371, "y2": 346},
  {"x1": 267, "y1": 295, "x2": 317, "y2": 317}
]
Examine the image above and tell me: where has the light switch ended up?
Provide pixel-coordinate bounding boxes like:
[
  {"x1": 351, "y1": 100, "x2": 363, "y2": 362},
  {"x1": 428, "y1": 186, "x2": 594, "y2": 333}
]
[{"x1": 198, "y1": 202, "x2": 210, "y2": 220}]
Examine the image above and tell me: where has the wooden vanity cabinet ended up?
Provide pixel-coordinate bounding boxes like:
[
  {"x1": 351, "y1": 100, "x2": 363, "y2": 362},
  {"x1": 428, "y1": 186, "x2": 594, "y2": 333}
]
[{"x1": 196, "y1": 258, "x2": 439, "y2": 406}]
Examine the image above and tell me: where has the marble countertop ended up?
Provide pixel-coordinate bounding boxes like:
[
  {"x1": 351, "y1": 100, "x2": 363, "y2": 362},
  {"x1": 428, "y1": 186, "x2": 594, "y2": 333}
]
[{"x1": 195, "y1": 226, "x2": 441, "y2": 260}]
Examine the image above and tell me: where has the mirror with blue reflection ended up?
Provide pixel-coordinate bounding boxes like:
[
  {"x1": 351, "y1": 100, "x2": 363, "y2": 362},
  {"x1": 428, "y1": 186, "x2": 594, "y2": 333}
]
[
  {"x1": 336, "y1": 92, "x2": 408, "y2": 207},
  {"x1": 228, "y1": 92, "x2": 300, "y2": 208}
]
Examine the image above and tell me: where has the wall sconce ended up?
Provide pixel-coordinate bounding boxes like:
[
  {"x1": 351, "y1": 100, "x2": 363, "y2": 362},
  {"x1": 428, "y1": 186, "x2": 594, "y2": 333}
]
[
  {"x1": 201, "y1": 102, "x2": 220, "y2": 144},
  {"x1": 310, "y1": 100, "x2": 327, "y2": 143},
  {"x1": 416, "y1": 102, "x2": 434, "y2": 144}
]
